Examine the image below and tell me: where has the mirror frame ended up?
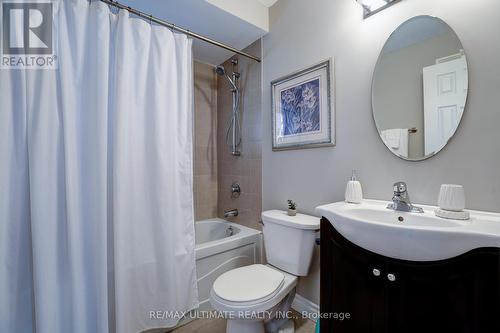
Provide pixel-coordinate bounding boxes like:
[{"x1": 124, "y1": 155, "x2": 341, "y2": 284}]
[{"x1": 371, "y1": 15, "x2": 469, "y2": 161}]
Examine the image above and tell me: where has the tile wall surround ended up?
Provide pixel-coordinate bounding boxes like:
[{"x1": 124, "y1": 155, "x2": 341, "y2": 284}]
[
  {"x1": 193, "y1": 40, "x2": 262, "y2": 228},
  {"x1": 194, "y1": 61, "x2": 218, "y2": 221},
  {"x1": 217, "y1": 40, "x2": 263, "y2": 230}
]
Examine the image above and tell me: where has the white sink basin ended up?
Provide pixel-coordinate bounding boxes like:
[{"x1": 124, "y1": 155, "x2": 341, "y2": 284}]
[{"x1": 316, "y1": 200, "x2": 500, "y2": 261}]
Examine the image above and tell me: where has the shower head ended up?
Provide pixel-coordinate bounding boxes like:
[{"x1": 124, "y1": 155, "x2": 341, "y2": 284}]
[
  {"x1": 215, "y1": 65, "x2": 238, "y2": 92},
  {"x1": 215, "y1": 65, "x2": 226, "y2": 76}
]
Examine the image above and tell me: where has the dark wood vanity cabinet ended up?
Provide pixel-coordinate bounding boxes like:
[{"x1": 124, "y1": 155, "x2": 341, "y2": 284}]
[{"x1": 320, "y1": 218, "x2": 500, "y2": 333}]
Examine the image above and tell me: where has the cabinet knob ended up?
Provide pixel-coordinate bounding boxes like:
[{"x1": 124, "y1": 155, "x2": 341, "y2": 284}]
[
  {"x1": 387, "y1": 273, "x2": 396, "y2": 282},
  {"x1": 372, "y1": 269, "x2": 381, "y2": 277}
]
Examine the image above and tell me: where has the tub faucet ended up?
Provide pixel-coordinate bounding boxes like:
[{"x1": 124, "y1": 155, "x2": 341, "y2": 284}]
[
  {"x1": 387, "y1": 182, "x2": 424, "y2": 213},
  {"x1": 224, "y1": 209, "x2": 239, "y2": 218}
]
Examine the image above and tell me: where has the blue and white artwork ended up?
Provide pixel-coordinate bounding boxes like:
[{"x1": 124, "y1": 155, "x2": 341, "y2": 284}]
[
  {"x1": 280, "y1": 79, "x2": 321, "y2": 136},
  {"x1": 272, "y1": 59, "x2": 335, "y2": 150}
]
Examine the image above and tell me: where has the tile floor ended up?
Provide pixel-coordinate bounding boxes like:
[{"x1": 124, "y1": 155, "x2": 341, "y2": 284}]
[{"x1": 171, "y1": 311, "x2": 316, "y2": 333}]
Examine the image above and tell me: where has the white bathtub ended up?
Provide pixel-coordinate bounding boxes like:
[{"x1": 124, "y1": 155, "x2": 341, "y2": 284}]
[{"x1": 194, "y1": 218, "x2": 262, "y2": 310}]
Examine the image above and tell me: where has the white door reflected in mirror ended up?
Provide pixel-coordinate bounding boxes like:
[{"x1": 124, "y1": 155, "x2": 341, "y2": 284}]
[
  {"x1": 372, "y1": 16, "x2": 468, "y2": 161},
  {"x1": 423, "y1": 53, "x2": 468, "y2": 155}
]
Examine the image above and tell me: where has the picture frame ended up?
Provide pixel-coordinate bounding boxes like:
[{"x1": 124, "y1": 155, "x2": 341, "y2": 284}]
[{"x1": 271, "y1": 59, "x2": 335, "y2": 151}]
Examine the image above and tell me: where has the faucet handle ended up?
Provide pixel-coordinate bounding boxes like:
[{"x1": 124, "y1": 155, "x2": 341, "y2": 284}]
[{"x1": 393, "y1": 182, "x2": 407, "y2": 194}]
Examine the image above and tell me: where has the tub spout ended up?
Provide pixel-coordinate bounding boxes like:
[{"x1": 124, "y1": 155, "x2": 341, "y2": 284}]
[{"x1": 224, "y1": 209, "x2": 238, "y2": 218}]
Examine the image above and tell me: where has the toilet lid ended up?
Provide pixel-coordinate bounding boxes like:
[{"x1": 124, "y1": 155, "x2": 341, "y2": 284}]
[{"x1": 213, "y1": 264, "x2": 285, "y2": 303}]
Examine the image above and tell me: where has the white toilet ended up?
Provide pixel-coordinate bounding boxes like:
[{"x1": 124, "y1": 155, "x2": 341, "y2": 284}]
[{"x1": 210, "y1": 210, "x2": 320, "y2": 333}]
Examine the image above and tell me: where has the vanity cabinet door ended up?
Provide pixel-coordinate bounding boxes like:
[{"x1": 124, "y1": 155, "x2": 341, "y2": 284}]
[
  {"x1": 384, "y1": 250, "x2": 500, "y2": 333},
  {"x1": 321, "y1": 218, "x2": 386, "y2": 333}
]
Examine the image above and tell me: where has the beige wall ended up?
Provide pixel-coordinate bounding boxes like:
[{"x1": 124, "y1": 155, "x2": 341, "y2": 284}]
[
  {"x1": 263, "y1": 0, "x2": 500, "y2": 305},
  {"x1": 194, "y1": 62, "x2": 218, "y2": 221},
  {"x1": 217, "y1": 40, "x2": 263, "y2": 230}
]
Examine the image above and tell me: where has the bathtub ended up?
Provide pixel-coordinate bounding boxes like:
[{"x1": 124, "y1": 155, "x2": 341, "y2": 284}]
[{"x1": 194, "y1": 218, "x2": 262, "y2": 310}]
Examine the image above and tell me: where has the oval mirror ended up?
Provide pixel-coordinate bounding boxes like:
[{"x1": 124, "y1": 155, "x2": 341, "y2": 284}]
[{"x1": 372, "y1": 16, "x2": 468, "y2": 161}]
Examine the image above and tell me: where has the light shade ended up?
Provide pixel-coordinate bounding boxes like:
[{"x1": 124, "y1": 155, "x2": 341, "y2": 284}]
[{"x1": 356, "y1": 0, "x2": 401, "y2": 18}]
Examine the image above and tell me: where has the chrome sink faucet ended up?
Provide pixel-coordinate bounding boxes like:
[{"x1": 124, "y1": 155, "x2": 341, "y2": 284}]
[{"x1": 387, "y1": 182, "x2": 424, "y2": 213}]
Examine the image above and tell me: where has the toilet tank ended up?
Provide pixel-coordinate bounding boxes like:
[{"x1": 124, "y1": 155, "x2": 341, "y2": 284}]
[{"x1": 261, "y1": 210, "x2": 320, "y2": 276}]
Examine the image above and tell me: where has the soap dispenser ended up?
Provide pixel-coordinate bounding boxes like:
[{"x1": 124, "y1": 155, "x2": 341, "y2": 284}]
[{"x1": 345, "y1": 170, "x2": 363, "y2": 204}]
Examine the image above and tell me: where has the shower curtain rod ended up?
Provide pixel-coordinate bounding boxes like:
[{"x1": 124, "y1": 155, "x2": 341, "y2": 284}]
[{"x1": 99, "y1": 0, "x2": 262, "y2": 63}]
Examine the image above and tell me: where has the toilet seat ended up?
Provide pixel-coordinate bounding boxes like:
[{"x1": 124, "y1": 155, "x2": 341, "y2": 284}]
[
  {"x1": 210, "y1": 264, "x2": 298, "y2": 314},
  {"x1": 213, "y1": 264, "x2": 285, "y2": 305}
]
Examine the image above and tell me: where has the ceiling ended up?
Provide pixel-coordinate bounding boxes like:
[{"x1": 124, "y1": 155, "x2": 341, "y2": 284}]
[{"x1": 118, "y1": 0, "x2": 271, "y2": 65}]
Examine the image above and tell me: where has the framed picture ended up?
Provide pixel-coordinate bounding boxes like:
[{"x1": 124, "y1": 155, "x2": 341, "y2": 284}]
[{"x1": 271, "y1": 59, "x2": 335, "y2": 151}]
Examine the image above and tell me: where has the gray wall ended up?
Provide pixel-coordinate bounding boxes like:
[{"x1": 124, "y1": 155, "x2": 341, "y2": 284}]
[
  {"x1": 373, "y1": 32, "x2": 461, "y2": 159},
  {"x1": 262, "y1": 0, "x2": 500, "y2": 305}
]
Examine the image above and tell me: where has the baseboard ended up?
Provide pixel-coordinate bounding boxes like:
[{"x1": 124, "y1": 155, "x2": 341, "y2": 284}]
[{"x1": 292, "y1": 294, "x2": 319, "y2": 322}]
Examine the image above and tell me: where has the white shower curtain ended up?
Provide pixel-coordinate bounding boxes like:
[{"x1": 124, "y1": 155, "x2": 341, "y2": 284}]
[{"x1": 0, "y1": 1, "x2": 198, "y2": 333}]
